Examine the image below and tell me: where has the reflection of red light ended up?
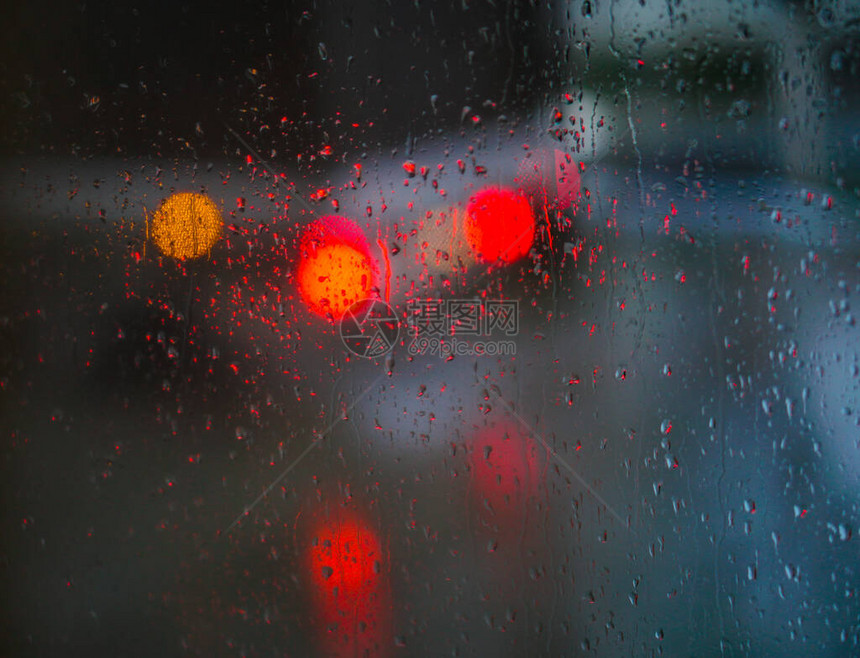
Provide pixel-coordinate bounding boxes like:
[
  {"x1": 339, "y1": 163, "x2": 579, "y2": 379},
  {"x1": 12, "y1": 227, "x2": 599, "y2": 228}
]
[
  {"x1": 297, "y1": 216, "x2": 378, "y2": 319},
  {"x1": 310, "y1": 517, "x2": 380, "y2": 598},
  {"x1": 470, "y1": 424, "x2": 543, "y2": 526},
  {"x1": 553, "y1": 149, "x2": 581, "y2": 211},
  {"x1": 465, "y1": 187, "x2": 535, "y2": 264},
  {"x1": 516, "y1": 148, "x2": 581, "y2": 211},
  {"x1": 307, "y1": 511, "x2": 391, "y2": 657}
]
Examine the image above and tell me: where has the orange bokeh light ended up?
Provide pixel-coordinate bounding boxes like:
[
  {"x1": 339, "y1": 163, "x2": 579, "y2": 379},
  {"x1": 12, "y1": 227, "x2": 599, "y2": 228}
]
[
  {"x1": 464, "y1": 187, "x2": 535, "y2": 264},
  {"x1": 149, "y1": 192, "x2": 222, "y2": 259},
  {"x1": 297, "y1": 216, "x2": 377, "y2": 319}
]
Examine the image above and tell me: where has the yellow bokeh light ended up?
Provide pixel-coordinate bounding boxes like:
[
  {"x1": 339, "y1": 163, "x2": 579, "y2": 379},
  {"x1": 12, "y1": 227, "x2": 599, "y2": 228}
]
[{"x1": 150, "y1": 192, "x2": 222, "y2": 260}]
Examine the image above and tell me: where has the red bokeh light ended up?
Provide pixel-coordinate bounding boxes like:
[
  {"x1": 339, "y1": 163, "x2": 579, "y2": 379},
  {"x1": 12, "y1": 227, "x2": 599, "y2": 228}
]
[
  {"x1": 307, "y1": 510, "x2": 391, "y2": 657},
  {"x1": 469, "y1": 423, "x2": 544, "y2": 528},
  {"x1": 297, "y1": 216, "x2": 378, "y2": 319},
  {"x1": 309, "y1": 517, "x2": 381, "y2": 599},
  {"x1": 464, "y1": 187, "x2": 535, "y2": 264}
]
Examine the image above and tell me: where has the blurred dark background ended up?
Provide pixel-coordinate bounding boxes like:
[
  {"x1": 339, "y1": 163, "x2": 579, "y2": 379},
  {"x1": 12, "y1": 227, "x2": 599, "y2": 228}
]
[{"x1": 0, "y1": 0, "x2": 558, "y2": 160}]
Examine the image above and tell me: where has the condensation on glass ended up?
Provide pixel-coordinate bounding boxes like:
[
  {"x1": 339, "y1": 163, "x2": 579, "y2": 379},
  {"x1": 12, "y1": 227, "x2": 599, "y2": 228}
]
[{"x1": 1, "y1": 1, "x2": 858, "y2": 656}]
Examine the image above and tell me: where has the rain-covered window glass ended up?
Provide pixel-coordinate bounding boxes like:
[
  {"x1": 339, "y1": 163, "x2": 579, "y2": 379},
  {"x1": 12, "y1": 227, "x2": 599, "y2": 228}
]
[{"x1": 2, "y1": 1, "x2": 859, "y2": 656}]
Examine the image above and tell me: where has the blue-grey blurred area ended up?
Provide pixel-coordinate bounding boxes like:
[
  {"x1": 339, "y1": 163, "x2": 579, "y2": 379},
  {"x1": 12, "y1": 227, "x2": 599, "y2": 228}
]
[{"x1": 2, "y1": 1, "x2": 860, "y2": 657}]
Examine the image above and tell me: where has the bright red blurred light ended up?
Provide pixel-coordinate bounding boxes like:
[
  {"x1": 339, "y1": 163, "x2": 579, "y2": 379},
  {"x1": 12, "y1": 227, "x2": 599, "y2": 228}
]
[
  {"x1": 307, "y1": 511, "x2": 391, "y2": 657},
  {"x1": 309, "y1": 516, "x2": 381, "y2": 598},
  {"x1": 297, "y1": 216, "x2": 378, "y2": 319},
  {"x1": 465, "y1": 187, "x2": 535, "y2": 264}
]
